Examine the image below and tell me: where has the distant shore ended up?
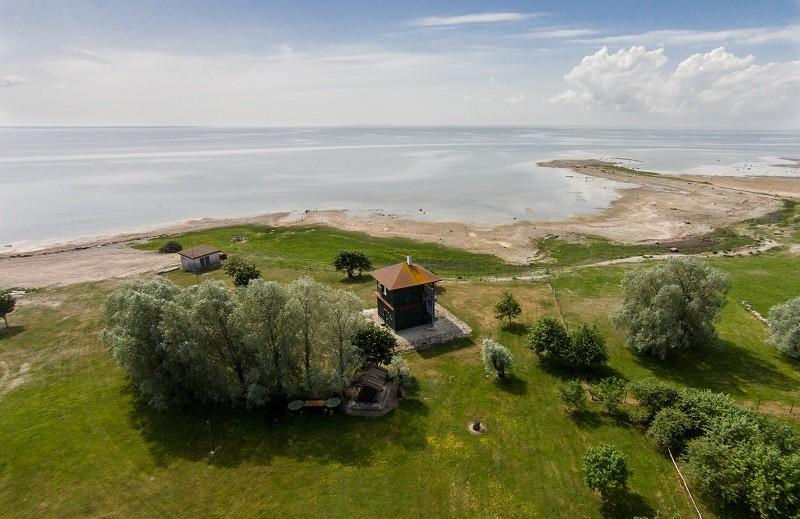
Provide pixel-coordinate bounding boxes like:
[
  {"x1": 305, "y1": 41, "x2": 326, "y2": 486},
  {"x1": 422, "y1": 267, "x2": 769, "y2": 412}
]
[{"x1": 3, "y1": 159, "x2": 800, "y2": 289}]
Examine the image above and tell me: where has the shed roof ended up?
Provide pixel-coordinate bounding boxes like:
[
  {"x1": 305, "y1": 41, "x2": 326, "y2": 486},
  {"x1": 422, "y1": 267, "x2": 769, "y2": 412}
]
[
  {"x1": 353, "y1": 365, "x2": 388, "y2": 391},
  {"x1": 177, "y1": 245, "x2": 221, "y2": 259},
  {"x1": 369, "y1": 261, "x2": 442, "y2": 290}
]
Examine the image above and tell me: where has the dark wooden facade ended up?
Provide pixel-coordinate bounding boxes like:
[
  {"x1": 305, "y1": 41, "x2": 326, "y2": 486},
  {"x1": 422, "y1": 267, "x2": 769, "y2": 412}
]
[{"x1": 370, "y1": 258, "x2": 441, "y2": 331}]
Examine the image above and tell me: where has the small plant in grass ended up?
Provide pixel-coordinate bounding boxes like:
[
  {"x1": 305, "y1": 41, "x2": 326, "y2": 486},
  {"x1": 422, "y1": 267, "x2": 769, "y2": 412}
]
[
  {"x1": 494, "y1": 291, "x2": 521, "y2": 325},
  {"x1": 767, "y1": 296, "x2": 800, "y2": 358},
  {"x1": 527, "y1": 316, "x2": 570, "y2": 357},
  {"x1": 559, "y1": 379, "x2": 585, "y2": 411},
  {"x1": 224, "y1": 255, "x2": 261, "y2": 287},
  {"x1": 158, "y1": 240, "x2": 183, "y2": 253},
  {"x1": 583, "y1": 444, "x2": 630, "y2": 499},
  {"x1": 481, "y1": 339, "x2": 513, "y2": 379},
  {"x1": 333, "y1": 251, "x2": 372, "y2": 278},
  {"x1": 352, "y1": 322, "x2": 396, "y2": 366},
  {"x1": 387, "y1": 355, "x2": 412, "y2": 396},
  {"x1": 647, "y1": 408, "x2": 690, "y2": 452},
  {"x1": 589, "y1": 377, "x2": 626, "y2": 414},
  {"x1": 0, "y1": 290, "x2": 15, "y2": 328}
]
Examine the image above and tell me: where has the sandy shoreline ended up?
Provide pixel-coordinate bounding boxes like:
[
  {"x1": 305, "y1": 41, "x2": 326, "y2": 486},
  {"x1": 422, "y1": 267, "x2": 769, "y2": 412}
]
[{"x1": 2, "y1": 159, "x2": 799, "y2": 288}]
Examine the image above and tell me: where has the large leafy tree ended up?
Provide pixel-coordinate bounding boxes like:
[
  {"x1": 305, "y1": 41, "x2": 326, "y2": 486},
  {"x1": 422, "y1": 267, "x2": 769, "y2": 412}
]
[
  {"x1": 102, "y1": 277, "x2": 186, "y2": 409},
  {"x1": 612, "y1": 257, "x2": 730, "y2": 359},
  {"x1": 494, "y1": 291, "x2": 522, "y2": 325},
  {"x1": 288, "y1": 277, "x2": 331, "y2": 396},
  {"x1": 161, "y1": 281, "x2": 252, "y2": 405},
  {"x1": 233, "y1": 279, "x2": 301, "y2": 402},
  {"x1": 324, "y1": 287, "x2": 364, "y2": 387},
  {"x1": 481, "y1": 339, "x2": 513, "y2": 379},
  {"x1": 333, "y1": 251, "x2": 372, "y2": 278},
  {"x1": 352, "y1": 322, "x2": 397, "y2": 366},
  {"x1": 223, "y1": 255, "x2": 261, "y2": 287},
  {"x1": 583, "y1": 444, "x2": 631, "y2": 498},
  {"x1": 768, "y1": 296, "x2": 800, "y2": 359},
  {"x1": 566, "y1": 324, "x2": 608, "y2": 372},
  {"x1": 527, "y1": 316, "x2": 570, "y2": 357},
  {"x1": 0, "y1": 290, "x2": 15, "y2": 328}
]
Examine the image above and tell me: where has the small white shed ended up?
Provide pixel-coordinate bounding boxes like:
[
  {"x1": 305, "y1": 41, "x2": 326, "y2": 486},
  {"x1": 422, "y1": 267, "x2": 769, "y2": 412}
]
[{"x1": 177, "y1": 245, "x2": 222, "y2": 272}]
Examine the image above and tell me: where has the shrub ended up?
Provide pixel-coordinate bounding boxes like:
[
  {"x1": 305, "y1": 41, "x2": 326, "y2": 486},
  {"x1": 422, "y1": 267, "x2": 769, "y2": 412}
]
[
  {"x1": 481, "y1": 339, "x2": 513, "y2": 379},
  {"x1": 612, "y1": 257, "x2": 730, "y2": 358},
  {"x1": 582, "y1": 444, "x2": 630, "y2": 498},
  {"x1": 333, "y1": 251, "x2": 372, "y2": 277},
  {"x1": 0, "y1": 290, "x2": 15, "y2": 328},
  {"x1": 158, "y1": 240, "x2": 183, "y2": 253},
  {"x1": 494, "y1": 291, "x2": 522, "y2": 324},
  {"x1": 589, "y1": 377, "x2": 626, "y2": 414},
  {"x1": 628, "y1": 378, "x2": 679, "y2": 420},
  {"x1": 558, "y1": 379, "x2": 585, "y2": 411},
  {"x1": 566, "y1": 324, "x2": 608, "y2": 372},
  {"x1": 527, "y1": 316, "x2": 570, "y2": 357},
  {"x1": 223, "y1": 255, "x2": 261, "y2": 287},
  {"x1": 387, "y1": 355, "x2": 412, "y2": 392},
  {"x1": 768, "y1": 296, "x2": 800, "y2": 358},
  {"x1": 352, "y1": 322, "x2": 397, "y2": 366},
  {"x1": 647, "y1": 408, "x2": 690, "y2": 452}
]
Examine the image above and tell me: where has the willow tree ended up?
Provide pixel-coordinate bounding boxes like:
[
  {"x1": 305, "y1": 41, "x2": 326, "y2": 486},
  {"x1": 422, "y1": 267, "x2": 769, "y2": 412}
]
[
  {"x1": 233, "y1": 279, "x2": 302, "y2": 403},
  {"x1": 161, "y1": 281, "x2": 252, "y2": 405},
  {"x1": 102, "y1": 277, "x2": 184, "y2": 409},
  {"x1": 324, "y1": 288, "x2": 363, "y2": 389},
  {"x1": 612, "y1": 257, "x2": 730, "y2": 359},
  {"x1": 288, "y1": 276, "x2": 331, "y2": 396}
]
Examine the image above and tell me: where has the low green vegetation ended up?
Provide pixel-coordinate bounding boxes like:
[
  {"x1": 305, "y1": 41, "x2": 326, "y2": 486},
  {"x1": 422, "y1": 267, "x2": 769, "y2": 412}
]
[
  {"x1": 4, "y1": 222, "x2": 800, "y2": 517},
  {"x1": 533, "y1": 234, "x2": 664, "y2": 267},
  {"x1": 134, "y1": 224, "x2": 525, "y2": 278}
]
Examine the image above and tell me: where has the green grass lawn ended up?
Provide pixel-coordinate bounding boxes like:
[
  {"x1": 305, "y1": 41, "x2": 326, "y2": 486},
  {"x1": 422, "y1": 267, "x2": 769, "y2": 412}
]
[
  {"x1": 3, "y1": 229, "x2": 800, "y2": 517},
  {"x1": 134, "y1": 224, "x2": 527, "y2": 278}
]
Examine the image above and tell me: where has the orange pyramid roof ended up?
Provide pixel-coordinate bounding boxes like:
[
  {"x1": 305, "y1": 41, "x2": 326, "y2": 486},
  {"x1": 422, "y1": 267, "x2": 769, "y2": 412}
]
[{"x1": 369, "y1": 261, "x2": 442, "y2": 290}]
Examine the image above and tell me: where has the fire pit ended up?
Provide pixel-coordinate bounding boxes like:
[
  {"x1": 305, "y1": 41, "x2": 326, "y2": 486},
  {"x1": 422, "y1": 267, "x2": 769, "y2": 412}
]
[{"x1": 467, "y1": 420, "x2": 485, "y2": 435}]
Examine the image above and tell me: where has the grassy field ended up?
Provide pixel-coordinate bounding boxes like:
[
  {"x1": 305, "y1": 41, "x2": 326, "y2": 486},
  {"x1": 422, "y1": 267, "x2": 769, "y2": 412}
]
[
  {"x1": 134, "y1": 225, "x2": 527, "y2": 278},
  {"x1": 3, "y1": 226, "x2": 800, "y2": 517}
]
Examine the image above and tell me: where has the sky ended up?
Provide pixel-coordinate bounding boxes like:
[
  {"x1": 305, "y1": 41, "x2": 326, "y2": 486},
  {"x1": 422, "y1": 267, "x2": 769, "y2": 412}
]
[{"x1": 0, "y1": 0, "x2": 798, "y2": 127}]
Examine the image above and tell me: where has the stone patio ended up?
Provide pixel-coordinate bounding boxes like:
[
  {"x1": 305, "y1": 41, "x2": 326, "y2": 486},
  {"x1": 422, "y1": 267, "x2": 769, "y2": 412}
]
[{"x1": 363, "y1": 304, "x2": 472, "y2": 352}]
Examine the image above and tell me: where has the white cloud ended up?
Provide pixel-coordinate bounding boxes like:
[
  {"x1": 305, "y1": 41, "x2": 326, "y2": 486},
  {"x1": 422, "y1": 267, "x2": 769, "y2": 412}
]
[
  {"x1": 523, "y1": 28, "x2": 597, "y2": 39},
  {"x1": 551, "y1": 46, "x2": 800, "y2": 123},
  {"x1": 503, "y1": 95, "x2": 526, "y2": 106},
  {"x1": 411, "y1": 12, "x2": 538, "y2": 27},
  {"x1": 573, "y1": 25, "x2": 800, "y2": 46},
  {"x1": 0, "y1": 74, "x2": 28, "y2": 87}
]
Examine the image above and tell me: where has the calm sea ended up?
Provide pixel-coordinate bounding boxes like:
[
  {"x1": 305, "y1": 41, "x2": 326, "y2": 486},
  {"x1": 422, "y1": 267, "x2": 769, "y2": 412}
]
[{"x1": 1, "y1": 126, "x2": 798, "y2": 248}]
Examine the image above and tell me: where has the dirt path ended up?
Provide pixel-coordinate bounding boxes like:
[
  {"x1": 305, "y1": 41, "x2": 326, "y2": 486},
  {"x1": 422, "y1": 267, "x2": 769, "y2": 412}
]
[{"x1": 0, "y1": 244, "x2": 179, "y2": 288}]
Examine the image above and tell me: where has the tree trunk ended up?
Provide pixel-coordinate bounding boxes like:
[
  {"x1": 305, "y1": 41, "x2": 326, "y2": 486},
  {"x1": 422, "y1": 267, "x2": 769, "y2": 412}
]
[{"x1": 2, "y1": 315, "x2": 7, "y2": 328}]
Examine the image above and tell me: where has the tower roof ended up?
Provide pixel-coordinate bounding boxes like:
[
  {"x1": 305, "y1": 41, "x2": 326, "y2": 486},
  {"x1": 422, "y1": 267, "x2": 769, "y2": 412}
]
[{"x1": 369, "y1": 260, "x2": 442, "y2": 290}]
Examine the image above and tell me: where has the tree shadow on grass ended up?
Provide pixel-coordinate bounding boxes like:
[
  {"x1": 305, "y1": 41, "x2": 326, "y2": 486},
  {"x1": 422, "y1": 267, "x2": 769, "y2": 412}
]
[
  {"x1": 0, "y1": 325, "x2": 24, "y2": 340},
  {"x1": 501, "y1": 322, "x2": 528, "y2": 336},
  {"x1": 416, "y1": 337, "x2": 476, "y2": 359},
  {"x1": 338, "y1": 275, "x2": 372, "y2": 286},
  {"x1": 599, "y1": 490, "x2": 655, "y2": 519},
  {"x1": 632, "y1": 338, "x2": 798, "y2": 398},
  {"x1": 126, "y1": 386, "x2": 429, "y2": 470},
  {"x1": 567, "y1": 409, "x2": 602, "y2": 429},
  {"x1": 535, "y1": 357, "x2": 626, "y2": 384},
  {"x1": 493, "y1": 375, "x2": 528, "y2": 395}
]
